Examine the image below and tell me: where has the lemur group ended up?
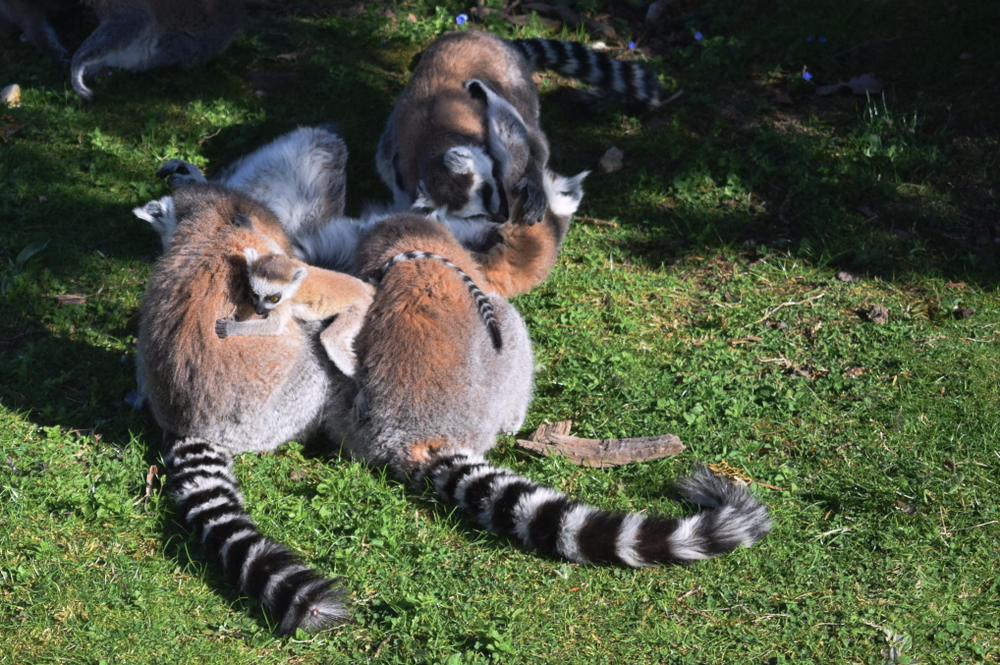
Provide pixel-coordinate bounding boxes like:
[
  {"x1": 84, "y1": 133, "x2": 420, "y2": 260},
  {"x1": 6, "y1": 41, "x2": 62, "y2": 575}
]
[{"x1": 3, "y1": 0, "x2": 772, "y2": 634}]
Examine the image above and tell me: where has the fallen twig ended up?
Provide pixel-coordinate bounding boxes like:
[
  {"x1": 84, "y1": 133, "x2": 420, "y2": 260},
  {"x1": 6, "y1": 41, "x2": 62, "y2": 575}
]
[
  {"x1": 576, "y1": 215, "x2": 618, "y2": 228},
  {"x1": 516, "y1": 420, "x2": 684, "y2": 467}
]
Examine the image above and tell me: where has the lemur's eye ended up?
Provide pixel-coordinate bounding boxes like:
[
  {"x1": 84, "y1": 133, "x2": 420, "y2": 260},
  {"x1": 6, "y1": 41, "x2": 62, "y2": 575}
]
[{"x1": 267, "y1": 295, "x2": 280, "y2": 303}]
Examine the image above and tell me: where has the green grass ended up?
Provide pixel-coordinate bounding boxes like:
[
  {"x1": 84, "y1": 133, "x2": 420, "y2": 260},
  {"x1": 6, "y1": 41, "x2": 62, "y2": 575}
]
[{"x1": 1, "y1": 0, "x2": 998, "y2": 662}]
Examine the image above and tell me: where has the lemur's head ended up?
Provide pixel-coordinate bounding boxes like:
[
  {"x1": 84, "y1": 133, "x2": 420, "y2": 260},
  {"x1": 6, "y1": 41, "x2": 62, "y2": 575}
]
[
  {"x1": 414, "y1": 144, "x2": 508, "y2": 223},
  {"x1": 243, "y1": 248, "x2": 307, "y2": 316}
]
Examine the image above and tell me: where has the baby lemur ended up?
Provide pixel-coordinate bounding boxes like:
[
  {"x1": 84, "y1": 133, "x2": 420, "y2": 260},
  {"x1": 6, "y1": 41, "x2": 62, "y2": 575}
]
[
  {"x1": 0, "y1": 0, "x2": 244, "y2": 101},
  {"x1": 376, "y1": 30, "x2": 658, "y2": 225},
  {"x1": 215, "y1": 246, "x2": 375, "y2": 378},
  {"x1": 135, "y1": 138, "x2": 769, "y2": 637}
]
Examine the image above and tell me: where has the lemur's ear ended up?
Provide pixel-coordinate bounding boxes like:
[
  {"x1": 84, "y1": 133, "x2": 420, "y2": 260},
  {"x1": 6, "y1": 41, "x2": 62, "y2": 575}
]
[
  {"x1": 243, "y1": 247, "x2": 259, "y2": 266},
  {"x1": 291, "y1": 266, "x2": 308, "y2": 286},
  {"x1": 544, "y1": 170, "x2": 589, "y2": 218}
]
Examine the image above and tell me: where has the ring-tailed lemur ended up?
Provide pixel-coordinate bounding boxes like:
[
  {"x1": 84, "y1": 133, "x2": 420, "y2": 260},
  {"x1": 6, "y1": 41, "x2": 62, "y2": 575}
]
[
  {"x1": 375, "y1": 30, "x2": 656, "y2": 225},
  {"x1": 0, "y1": 0, "x2": 245, "y2": 101},
  {"x1": 140, "y1": 125, "x2": 587, "y2": 299},
  {"x1": 215, "y1": 245, "x2": 375, "y2": 377}
]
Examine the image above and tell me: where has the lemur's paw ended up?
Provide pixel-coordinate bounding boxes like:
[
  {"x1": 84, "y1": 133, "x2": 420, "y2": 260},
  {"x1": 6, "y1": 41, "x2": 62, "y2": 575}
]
[
  {"x1": 514, "y1": 176, "x2": 547, "y2": 226},
  {"x1": 156, "y1": 159, "x2": 207, "y2": 187},
  {"x1": 215, "y1": 319, "x2": 231, "y2": 339}
]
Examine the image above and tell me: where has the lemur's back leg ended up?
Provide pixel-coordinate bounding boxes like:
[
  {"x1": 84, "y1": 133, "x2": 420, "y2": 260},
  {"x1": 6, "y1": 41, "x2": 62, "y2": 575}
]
[{"x1": 70, "y1": 8, "x2": 151, "y2": 101}]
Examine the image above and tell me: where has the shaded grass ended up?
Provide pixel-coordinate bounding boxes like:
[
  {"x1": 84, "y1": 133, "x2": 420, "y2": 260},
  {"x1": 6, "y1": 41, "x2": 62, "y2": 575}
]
[{"x1": 1, "y1": 0, "x2": 998, "y2": 663}]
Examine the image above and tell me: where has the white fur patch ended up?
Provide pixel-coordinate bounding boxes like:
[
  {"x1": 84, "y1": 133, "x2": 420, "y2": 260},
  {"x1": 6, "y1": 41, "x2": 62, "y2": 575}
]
[
  {"x1": 183, "y1": 493, "x2": 235, "y2": 522},
  {"x1": 132, "y1": 195, "x2": 177, "y2": 250},
  {"x1": 512, "y1": 486, "x2": 564, "y2": 547},
  {"x1": 668, "y1": 513, "x2": 709, "y2": 562},
  {"x1": 614, "y1": 513, "x2": 647, "y2": 567},
  {"x1": 173, "y1": 474, "x2": 237, "y2": 504},
  {"x1": 544, "y1": 170, "x2": 588, "y2": 218},
  {"x1": 239, "y1": 538, "x2": 271, "y2": 589},
  {"x1": 261, "y1": 563, "x2": 309, "y2": 606},
  {"x1": 556, "y1": 504, "x2": 597, "y2": 563}
]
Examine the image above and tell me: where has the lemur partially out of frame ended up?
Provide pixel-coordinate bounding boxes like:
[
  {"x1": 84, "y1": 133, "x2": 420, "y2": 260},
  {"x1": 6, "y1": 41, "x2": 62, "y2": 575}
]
[{"x1": 0, "y1": 0, "x2": 244, "y2": 101}]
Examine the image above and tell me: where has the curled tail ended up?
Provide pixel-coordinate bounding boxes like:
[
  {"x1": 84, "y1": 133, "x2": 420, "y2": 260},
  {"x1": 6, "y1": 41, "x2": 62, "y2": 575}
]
[
  {"x1": 164, "y1": 435, "x2": 347, "y2": 634},
  {"x1": 512, "y1": 38, "x2": 664, "y2": 109},
  {"x1": 415, "y1": 453, "x2": 770, "y2": 566},
  {"x1": 378, "y1": 250, "x2": 503, "y2": 351}
]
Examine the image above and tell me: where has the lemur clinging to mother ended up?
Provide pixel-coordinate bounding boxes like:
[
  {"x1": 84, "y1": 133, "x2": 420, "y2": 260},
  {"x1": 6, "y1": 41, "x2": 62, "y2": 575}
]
[{"x1": 0, "y1": 0, "x2": 245, "y2": 100}]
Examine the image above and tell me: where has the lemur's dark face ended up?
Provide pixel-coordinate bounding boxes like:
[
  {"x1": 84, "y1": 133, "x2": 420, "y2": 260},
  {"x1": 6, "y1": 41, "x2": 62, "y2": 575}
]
[{"x1": 415, "y1": 145, "x2": 508, "y2": 223}]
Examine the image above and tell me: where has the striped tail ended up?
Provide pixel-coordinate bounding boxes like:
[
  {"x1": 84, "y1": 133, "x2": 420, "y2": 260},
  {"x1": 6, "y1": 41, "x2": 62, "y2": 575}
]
[
  {"x1": 378, "y1": 250, "x2": 503, "y2": 351},
  {"x1": 163, "y1": 435, "x2": 347, "y2": 634},
  {"x1": 512, "y1": 38, "x2": 664, "y2": 109},
  {"x1": 415, "y1": 452, "x2": 770, "y2": 566}
]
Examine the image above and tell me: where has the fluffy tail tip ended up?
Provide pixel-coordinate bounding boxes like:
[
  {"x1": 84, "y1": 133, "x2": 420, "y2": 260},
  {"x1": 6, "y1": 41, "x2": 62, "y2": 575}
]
[
  {"x1": 675, "y1": 465, "x2": 772, "y2": 548},
  {"x1": 276, "y1": 579, "x2": 350, "y2": 635}
]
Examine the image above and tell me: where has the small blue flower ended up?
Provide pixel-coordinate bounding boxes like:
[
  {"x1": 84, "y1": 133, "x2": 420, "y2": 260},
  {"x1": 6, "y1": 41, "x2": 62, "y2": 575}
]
[
  {"x1": 628, "y1": 41, "x2": 636, "y2": 50},
  {"x1": 456, "y1": 13, "x2": 467, "y2": 25},
  {"x1": 807, "y1": 35, "x2": 814, "y2": 42},
  {"x1": 819, "y1": 36, "x2": 827, "y2": 43},
  {"x1": 802, "y1": 71, "x2": 813, "y2": 81},
  {"x1": 694, "y1": 31, "x2": 703, "y2": 41}
]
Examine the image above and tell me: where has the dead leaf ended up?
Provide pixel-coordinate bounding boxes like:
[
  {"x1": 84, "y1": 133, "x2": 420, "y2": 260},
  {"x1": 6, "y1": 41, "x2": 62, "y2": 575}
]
[
  {"x1": 55, "y1": 294, "x2": 87, "y2": 305},
  {"x1": 842, "y1": 366, "x2": 865, "y2": 379},
  {"x1": 516, "y1": 420, "x2": 684, "y2": 467},
  {"x1": 815, "y1": 73, "x2": 883, "y2": 96},
  {"x1": 599, "y1": 146, "x2": 624, "y2": 173},
  {"x1": 868, "y1": 305, "x2": 889, "y2": 325}
]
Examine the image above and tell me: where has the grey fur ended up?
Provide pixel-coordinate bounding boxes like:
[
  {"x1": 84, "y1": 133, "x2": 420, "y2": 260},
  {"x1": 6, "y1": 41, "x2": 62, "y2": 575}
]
[{"x1": 153, "y1": 125, "x2": 348, "y2": 239}]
